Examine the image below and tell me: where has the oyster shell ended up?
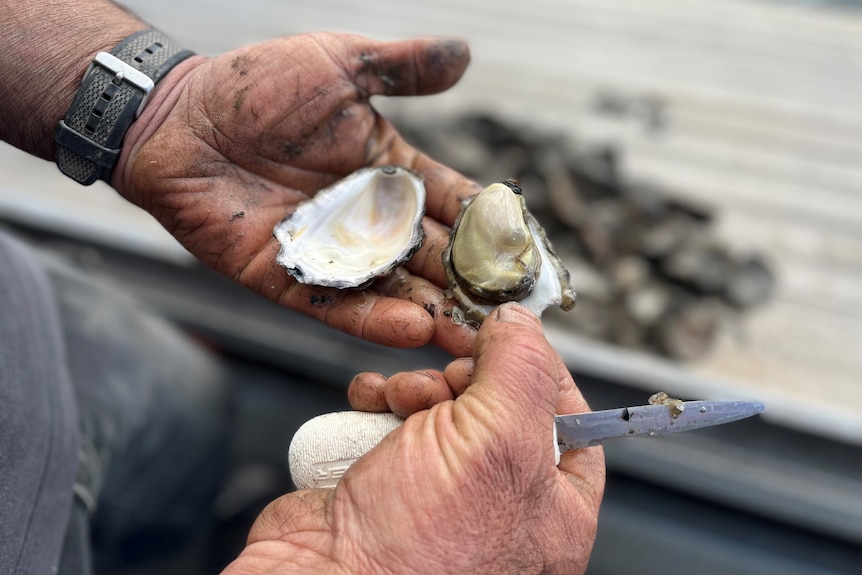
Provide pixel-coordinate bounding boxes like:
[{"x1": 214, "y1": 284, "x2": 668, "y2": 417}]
[
  {"x1": 274, "y1": 165, "x2": 425, "y2": 289},
  {"x1": 443, "y1": 180, "x2": 576, "y2": 325}
]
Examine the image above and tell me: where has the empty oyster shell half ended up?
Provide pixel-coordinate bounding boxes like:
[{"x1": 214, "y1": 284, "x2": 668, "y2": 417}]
[
  {"x1": 274, "y1": 165, "x2": 425, "y2": 289},
  {"x1": 443, "y1": 180, "x2": 576, "y2": 326}
]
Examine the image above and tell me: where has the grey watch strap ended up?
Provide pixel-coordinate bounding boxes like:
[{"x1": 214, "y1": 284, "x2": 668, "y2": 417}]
[{"x1": 55, "y1": 29, "x2": 194, "y2": 185}]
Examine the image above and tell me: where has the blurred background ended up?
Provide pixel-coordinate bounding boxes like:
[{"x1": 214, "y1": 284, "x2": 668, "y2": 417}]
[{"x1": 2, "y1": 0, "x2": 861, "y2": 573}]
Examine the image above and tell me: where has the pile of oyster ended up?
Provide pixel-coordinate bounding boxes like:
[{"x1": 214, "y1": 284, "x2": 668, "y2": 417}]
[{"x1": 393, "y1": 112, "x2": 775, "y2": 360}]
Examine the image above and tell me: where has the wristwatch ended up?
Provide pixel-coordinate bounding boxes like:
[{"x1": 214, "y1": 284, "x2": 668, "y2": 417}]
[{"x1": 55, "y1": 29, "x2": 194, "y2": 185}]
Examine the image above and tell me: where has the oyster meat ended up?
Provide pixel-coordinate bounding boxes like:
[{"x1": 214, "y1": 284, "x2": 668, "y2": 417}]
[
  {"x1": 274, "y1": 165, "x2": 425, "y2": 289},
  {"x1": 443, "y1": 180, "x2": 576, "y2": 325}
]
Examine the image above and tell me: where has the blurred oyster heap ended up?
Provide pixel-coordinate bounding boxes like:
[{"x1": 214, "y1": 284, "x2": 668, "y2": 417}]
[{"x1": 395, "y1": 112, "x2": 775, "y2": 360}]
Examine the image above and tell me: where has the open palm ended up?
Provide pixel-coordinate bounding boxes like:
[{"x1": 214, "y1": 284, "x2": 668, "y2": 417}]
[{"x1": 116, "y1": 33, "x2": 480, "y2": 355}]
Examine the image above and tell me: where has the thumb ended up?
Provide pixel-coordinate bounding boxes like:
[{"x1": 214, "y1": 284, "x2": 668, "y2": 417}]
[
  {"x1": 247, "y1": 488, "x2": 330, "y2": 544},
  {"x1": 348, "y1": 36, "x2": 471, "y2": 97},
  {"x1": 459, "y1": 303, "x2": 562, "y2": 456}
]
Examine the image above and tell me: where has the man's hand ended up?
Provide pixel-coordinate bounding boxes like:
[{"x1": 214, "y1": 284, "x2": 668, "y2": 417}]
[
  {"x1": 222, "y1": 303, "x2": 606, "y2": 575},
  {"x1": 115, "y1": 33, "x2": 480, "y2": 356}
]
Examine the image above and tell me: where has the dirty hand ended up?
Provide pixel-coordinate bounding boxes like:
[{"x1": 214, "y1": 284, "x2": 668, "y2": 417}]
[
  {"x1": 221, "y1": 303, "x2": 606, "y2": 575},
  {"x1": 113, "y1": 32, "x2": 480, "y2": 356}
]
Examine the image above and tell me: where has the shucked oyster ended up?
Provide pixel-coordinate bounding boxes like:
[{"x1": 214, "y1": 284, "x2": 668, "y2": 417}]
[
  {"x1": 274, "y1": 165, "x2": 425, "y2": 289},
  {"x1": 443, "y1": 180, "x2": 576, "y2": 326}
]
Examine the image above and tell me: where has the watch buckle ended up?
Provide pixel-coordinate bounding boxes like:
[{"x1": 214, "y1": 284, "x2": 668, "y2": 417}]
[{"x1": 90, "y1": 51, "x2": 155, "y2": 117}]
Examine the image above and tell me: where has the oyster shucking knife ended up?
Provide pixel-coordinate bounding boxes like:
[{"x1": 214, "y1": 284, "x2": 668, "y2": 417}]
[{"x1": 288, "y1": 399, "x2": 766, "y2": 489}]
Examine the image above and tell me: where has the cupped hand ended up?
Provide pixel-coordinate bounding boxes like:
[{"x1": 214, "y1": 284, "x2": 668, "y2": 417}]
[
  {"x1": 222, "y1": 303, "x2": 606, "y2": 575},
  {"x1": 114, "y1": 33, "x2": 481, "y2": 356}
]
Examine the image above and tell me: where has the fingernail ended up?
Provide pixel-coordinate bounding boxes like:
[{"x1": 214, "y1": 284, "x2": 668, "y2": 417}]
[
  {"x1": 433, "y1": 38, "x2": 470, "y2": 61},
  {"x1": 495, "y1": 302, "x2": 539, "y2": 326}
]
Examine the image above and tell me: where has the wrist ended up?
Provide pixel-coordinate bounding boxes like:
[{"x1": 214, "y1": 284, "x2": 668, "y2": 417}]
[
  {"x1": 55, "y1": 29, "x2": 196, "y2": 185},
  {"x1": 111, "y1": 54, "x2": 207, "y2": 194}
]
